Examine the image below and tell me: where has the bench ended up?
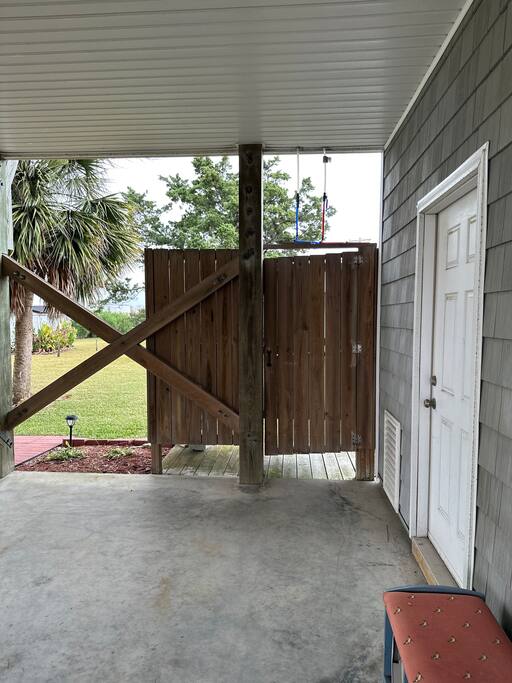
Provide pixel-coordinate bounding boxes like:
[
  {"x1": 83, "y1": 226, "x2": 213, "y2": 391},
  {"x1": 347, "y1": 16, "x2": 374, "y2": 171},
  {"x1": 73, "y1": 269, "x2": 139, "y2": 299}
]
[{"x1": 383, "y1": 585, "x2": 512, "y2": 682}]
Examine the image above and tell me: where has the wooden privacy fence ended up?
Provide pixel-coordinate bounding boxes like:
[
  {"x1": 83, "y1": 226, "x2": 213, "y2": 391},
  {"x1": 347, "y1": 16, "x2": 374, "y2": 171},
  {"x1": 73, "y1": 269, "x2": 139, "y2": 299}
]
[
  {"x1": 146, "y1": 246, "x2": 377, "y2": 477},
  {"x1": 1, "y1": 245, "x2": 376, "y2": 479}
]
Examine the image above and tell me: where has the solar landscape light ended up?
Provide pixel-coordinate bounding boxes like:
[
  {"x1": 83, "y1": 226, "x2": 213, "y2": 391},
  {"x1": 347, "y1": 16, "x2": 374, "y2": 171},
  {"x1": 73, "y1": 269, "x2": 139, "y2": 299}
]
[{"x1": 65, "y1": 414, "x2": 78, "y2": 446}]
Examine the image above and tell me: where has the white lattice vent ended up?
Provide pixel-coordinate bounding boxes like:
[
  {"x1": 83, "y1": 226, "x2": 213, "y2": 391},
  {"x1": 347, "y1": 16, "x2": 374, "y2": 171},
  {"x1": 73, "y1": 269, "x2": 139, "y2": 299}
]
[{"x1": 383, "y1": 410, "x2": 401, "y2": 512}]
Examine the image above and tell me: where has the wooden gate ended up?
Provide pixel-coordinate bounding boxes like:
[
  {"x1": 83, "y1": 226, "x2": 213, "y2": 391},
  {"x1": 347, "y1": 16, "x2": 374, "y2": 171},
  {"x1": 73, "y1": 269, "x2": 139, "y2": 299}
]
[
  {"x1": 263, "y1": 246, "x2": 376, "y2": 468},
  {"x1": 145, "y1": 246, "x2": 376, "y2": 476}
]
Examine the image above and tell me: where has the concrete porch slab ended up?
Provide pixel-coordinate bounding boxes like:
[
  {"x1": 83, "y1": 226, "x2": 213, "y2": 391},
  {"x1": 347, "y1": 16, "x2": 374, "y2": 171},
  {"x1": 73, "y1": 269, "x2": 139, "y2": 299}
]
[{"x1": 0, "y1": 473, "x2": 422, "y2": 682}]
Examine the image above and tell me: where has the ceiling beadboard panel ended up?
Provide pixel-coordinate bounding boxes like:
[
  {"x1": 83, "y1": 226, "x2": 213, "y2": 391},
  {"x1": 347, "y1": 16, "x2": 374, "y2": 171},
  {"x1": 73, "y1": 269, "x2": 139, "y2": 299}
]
[{"x1": 0, "y1": 0, "x2": 465, "y2": 158}]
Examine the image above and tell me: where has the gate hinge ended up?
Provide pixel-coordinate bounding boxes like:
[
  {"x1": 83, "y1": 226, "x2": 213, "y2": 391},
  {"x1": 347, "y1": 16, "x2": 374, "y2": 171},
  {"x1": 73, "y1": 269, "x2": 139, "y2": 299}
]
[
  {"x1": 351, "y1": 432, "x2": 362, "y2": 448},
  {"x1": 0, "y1": 431, "x2": 13, "y2": 449},
  {"x1": 352, "y1": 342, "x2": 363, "y2": 354}
]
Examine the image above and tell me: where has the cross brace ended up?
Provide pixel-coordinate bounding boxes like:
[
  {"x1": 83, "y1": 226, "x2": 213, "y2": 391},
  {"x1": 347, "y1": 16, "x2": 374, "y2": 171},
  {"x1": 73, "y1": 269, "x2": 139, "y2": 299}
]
[{"x1": 2, "y1": 255, "x2": 239, "y2": 431}]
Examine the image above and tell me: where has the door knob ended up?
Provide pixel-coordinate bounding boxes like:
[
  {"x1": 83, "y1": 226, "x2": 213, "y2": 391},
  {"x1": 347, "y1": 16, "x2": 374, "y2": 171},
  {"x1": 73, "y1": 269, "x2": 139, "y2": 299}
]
[{"x1": 424, "y1": 398, "x2": 436, "y2": 409}]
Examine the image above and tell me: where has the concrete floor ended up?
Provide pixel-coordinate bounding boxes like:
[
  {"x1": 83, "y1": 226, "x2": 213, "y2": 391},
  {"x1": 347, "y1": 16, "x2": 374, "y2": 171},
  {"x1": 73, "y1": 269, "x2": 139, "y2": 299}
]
[{"x1": 0, "y1": 472, "x2": 421, "y2": 683}]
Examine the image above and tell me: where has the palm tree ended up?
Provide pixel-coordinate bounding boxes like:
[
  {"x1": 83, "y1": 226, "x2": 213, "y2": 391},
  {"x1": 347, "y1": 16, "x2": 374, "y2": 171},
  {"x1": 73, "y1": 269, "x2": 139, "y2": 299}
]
[{"x1": 11, "y1": 159, "x2": 139, "y2": 405}]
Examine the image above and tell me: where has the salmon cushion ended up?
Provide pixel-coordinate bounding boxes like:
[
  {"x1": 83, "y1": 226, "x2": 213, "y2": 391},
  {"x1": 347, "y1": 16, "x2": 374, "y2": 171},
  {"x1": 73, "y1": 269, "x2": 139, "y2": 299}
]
[{"x1": 383, "y1": 591, "x2": 512, "y2": 682}]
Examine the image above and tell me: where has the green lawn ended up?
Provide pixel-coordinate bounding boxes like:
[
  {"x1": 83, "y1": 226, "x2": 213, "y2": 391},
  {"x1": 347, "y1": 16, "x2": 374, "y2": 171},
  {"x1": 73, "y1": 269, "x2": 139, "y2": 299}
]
[{"x1": 15, "y1": 338, "x2": 147, "y2": 438}]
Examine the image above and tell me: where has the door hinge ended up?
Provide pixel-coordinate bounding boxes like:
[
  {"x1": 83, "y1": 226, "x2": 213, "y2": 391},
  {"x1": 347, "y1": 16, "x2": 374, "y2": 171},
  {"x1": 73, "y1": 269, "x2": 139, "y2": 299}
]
[
  {"x1": 0, "y1": 431, "x2": 13, "y2": 448},
  {"x1": 351, "y1": 432, "x2": 362, "y2": 448},
  {"x1": 352, "y1": 342, "x2": 363, "y2": 354}
]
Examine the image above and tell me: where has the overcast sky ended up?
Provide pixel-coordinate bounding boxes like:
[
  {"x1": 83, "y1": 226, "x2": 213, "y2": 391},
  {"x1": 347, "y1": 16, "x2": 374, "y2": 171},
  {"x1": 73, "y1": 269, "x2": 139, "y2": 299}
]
[
  {"x1": 104, "y1": 152, "x2": 382, "y2": 303},
  {"x1": 107, "y1": 152, "x2": 382, "y2": 244}
]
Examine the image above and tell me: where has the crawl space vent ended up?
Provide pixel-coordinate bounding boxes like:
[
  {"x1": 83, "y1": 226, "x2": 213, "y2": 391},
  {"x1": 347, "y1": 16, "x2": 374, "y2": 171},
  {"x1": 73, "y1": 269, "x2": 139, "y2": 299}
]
[{"x1": 383, "y1": 410, "x2": 401, "y2": 512}]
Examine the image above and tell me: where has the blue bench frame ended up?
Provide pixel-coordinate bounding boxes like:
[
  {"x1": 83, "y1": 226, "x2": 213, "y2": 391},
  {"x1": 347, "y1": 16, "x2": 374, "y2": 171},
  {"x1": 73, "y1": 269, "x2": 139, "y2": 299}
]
[{"x1": 383, "y1": 585, "x2": 485, "y2": 683}]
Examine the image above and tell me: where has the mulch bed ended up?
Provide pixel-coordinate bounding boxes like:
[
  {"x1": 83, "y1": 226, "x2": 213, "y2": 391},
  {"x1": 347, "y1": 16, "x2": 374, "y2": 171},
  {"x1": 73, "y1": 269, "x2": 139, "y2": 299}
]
[{"x1": 17, "y1": 445, "x2": 169, "y2": 474}]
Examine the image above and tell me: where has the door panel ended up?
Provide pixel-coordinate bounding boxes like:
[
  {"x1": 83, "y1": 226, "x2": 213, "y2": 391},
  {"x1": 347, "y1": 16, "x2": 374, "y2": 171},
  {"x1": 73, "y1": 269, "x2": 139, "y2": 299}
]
[{"x1": 428, "y1": 189, "x2": 477, "y2": 585}]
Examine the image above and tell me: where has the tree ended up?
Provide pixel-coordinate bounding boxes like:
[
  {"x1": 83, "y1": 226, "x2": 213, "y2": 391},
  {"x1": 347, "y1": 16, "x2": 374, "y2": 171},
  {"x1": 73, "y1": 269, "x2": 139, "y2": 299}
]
[
  {"x1": 127, "y1": 156, "x2": 335, "y2": 249},
  {"x1": 11, "y1": 159, "x2": 139, "y2": 404},
  {"x1": 93, "y1": 277, "x2": 143, "y2": 311},
  {"x1": 124, "y1": 187, "x2": 165, "y2": 249}
]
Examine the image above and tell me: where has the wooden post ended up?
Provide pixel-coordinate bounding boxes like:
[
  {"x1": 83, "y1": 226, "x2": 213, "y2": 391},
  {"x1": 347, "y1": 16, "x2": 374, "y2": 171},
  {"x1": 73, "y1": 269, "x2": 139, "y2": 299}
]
[
  {"x1": 355, "y1": 245, "x2": 377, "y2": 481},
  {"x1": 151, "y1": 443, "x2": 163, "y2": 475},
  {"x1": 238, "y1": 144, "x2": 264, "y2": 485},
  {"x1": 0, "y1": 162, "x2": 16, "y2": 477}
]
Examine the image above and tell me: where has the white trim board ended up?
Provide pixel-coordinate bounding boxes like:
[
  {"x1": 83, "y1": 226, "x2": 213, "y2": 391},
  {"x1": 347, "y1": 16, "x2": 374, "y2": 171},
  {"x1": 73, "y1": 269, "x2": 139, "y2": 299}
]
[
  {"x1": 375, "y1": 151, "x2": 384, "y2": 479},
  {"x1": 409, "y1": 143, "x2": 488, "y2": 589},
  {"x1": 384, "y1": 0, "x2": 475, "y2": 150}
]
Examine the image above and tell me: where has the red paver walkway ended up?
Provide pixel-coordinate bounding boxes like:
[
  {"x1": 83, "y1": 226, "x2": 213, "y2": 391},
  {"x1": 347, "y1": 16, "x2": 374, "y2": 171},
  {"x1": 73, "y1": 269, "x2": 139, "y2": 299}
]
[{"x1": 14, "y1": 436, "x2": 64, "y2": 465}]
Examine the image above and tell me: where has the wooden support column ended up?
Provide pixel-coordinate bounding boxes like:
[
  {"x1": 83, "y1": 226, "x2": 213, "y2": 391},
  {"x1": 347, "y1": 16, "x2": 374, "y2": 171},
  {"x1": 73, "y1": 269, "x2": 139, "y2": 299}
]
[
  {"x1": 238, "y1": 144, "x2": 264, "y2": 485},
  {"x1": 151, "y1": 443, "x2": 163, "y2": 475},
  {"x1": 0, "y1": 162, "x2": 16, "y2": 477}
]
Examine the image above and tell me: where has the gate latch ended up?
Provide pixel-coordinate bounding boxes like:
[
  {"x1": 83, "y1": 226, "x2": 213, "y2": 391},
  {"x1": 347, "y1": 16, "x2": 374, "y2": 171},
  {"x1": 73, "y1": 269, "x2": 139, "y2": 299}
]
[
  {"x1": 0, "y1": 431, "x2": 13, "y2": 448},
  {"x1": 351, "y1": 432, "x2": 362, "y2": 448},
  {"x1": 352, "y1": 342, "x2": 363, "y2": 355}
]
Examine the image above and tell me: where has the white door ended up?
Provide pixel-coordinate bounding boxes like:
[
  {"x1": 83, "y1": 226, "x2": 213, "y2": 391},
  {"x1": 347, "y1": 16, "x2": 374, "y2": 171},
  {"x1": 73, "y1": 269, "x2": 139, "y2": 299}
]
[{"x1": 428, "y1": 188, "x2": 477, "y2": 585}]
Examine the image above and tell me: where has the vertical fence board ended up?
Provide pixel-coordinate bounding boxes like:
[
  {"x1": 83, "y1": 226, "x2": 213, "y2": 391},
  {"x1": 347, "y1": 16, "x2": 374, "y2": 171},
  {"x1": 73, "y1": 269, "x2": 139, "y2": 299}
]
[
  {"x1": 325, "y1": 253, "x2": 342, "y2": 452},
  {"x1": 276, "y1": 257, "x2": 294, "y2": 454},
  {"x1": 200, "y1": 250, "x2": 218, "y2": 444},
  {"x1": 264, "y1": 258, "x2": 278, "y2": 453},
  {"x1": 293, "y1": 256, "x2": 310, "y2": 453},
  {"x1": 153, "y1": 249, "x2": 172, "y2": 444},
  {"x1": 216, "y1": 250, "x2": 234, "y2": 444},
  {"x1": 308, "y1": 255, "x2": 325, "y2": 452},
  {"x1": 356, "y1": 245, "x2": 377, "y2": 479},
  {"x1": 185, "y1": 250, "x2": 202, "y2": 443},
  {"x1": 145, "y1": 249, "x2": 157, "y2": 444},
  {"x1": 169, "y1": 251, "x2": 187, "y2": 443},
  {"x1": 340, "y1": 252, "x2": 357, "y2": 450},
  {"x1": 231, "y1": 259, "x2": 240, "y2": 446}
]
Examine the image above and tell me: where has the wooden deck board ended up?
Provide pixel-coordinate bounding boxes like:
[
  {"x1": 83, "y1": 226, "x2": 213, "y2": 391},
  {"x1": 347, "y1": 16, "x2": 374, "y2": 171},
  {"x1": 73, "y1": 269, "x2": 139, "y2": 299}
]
[
  {"x1": 267, "y1": 454, "x2": 283, "y2": 478},
  {"x1": 223, "y1": 446, "x2": 239, "y2": 477},
  {"x1": 181, "y1": 449, "x2": 206, "y2": 476},
  {"x1": 164, "y1": 446, "x2": 190, "y2": 474},
  {"x1": 263, "y1": 455, "x2": 271, "y2": 477},
  {"x1": 209, "y1": 445, "x2": 233, "y2": 477},
  {"x1": 195, "y1": 447, "x2": 220, "y2": 477},
  {"x1": 163, "y1": 446, "x2": 355, "y2": 481},
  {"x1": 337, "y1": 452, "x2": 356, "y2": 480},
  {"x1": 282, "y1": 453, "x2": 297, "y2": 478},
  {"x1": 296, "y1": 453, "x2": 312, "y2": 479},
  {"x1": 162, "y1": 444, "x2": 185, "y2": 472},
  {"x1": 323, "y1": 452, "x2": 343, "y2": 480},
  {"x1": 310, "y1": 453, "x2": 327, "y2": 479}
]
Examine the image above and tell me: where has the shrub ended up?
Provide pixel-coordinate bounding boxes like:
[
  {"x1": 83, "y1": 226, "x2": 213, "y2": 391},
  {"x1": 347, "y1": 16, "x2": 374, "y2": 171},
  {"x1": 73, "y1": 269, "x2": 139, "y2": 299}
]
[
  {"x1": 33, "y1": 320, "x2": 77, "y2": 353},
  {"x1": 72, "y1": 309, "x2": 145, "y2": 338},
  {"x1": 73, "y1": 322, "x2": 91, "y2": 339},
  {"x1": 105, "y1": 446, "x2": 134, "y2": 460},
  {"x1": 46, "y1": 445, "x2": 84, "y2": 461}
]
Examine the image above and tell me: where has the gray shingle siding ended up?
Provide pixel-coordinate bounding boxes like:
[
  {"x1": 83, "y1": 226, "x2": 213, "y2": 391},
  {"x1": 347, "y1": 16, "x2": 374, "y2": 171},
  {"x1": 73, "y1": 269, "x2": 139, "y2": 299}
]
[{"x1": 381, "y1": 0, "x2": 512, "y2": 630}]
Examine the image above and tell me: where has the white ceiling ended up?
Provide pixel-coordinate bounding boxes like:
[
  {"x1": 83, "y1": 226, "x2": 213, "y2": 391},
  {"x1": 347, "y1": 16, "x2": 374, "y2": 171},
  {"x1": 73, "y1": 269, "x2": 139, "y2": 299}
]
[{"x1": 0, "y1": 0, "x2": 466, "y2": 159}]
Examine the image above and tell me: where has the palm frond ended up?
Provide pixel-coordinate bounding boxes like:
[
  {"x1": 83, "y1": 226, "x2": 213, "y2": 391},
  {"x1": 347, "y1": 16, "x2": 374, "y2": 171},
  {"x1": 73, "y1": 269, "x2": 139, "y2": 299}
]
[{"x1": 10, "y1": 159, "x2": 138, "y2": 317}]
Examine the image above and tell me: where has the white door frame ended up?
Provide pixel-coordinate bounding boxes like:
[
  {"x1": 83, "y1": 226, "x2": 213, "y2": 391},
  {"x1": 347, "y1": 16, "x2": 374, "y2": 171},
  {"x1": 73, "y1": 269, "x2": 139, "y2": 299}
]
[{"x1": 410, "y1": 143, "x2": 488, "y2": 588}]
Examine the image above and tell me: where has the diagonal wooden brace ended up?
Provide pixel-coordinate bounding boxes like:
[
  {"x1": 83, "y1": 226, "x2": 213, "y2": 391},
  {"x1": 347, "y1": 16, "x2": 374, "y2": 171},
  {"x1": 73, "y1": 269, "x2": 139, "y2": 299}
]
[{"x1": 2, "y1": 255, "x2": 239, "y2": 431}]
